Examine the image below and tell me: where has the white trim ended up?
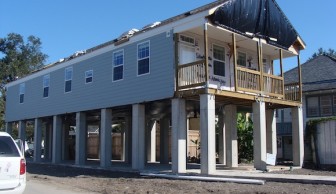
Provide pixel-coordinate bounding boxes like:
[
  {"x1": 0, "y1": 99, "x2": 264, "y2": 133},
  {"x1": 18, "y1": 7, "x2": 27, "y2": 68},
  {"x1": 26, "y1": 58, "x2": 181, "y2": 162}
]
[
  {"x1": 43, "y1": 74, "x2": 50, "y2": 98},
  {"x1": 112, "y1": 49, "x2": 124, "y2": 82},
  {"x1": 137, "y1": 40, "x2": 150, "y2": 76},
  {"x1": 6, "y1": 9, "x2": 211, "y2": 88},
  {"x1": 64, "y1": 67, "x2": 73, "y2": 93},
  {"x1": 85, "y1": 70, "x2": 93, "y2": 84}
]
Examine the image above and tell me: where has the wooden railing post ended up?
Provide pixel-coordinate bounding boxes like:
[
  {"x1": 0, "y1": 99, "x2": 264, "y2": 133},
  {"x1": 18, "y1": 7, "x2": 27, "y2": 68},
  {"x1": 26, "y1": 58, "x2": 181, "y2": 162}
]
[
  {"x1": 232, "y1": 33, "x2": 238, "y2": 91},
  {"x1": 204, "y1": 21, "x2": 209, "y2": 87},
  {"x1": 174, "y1": 33, "x2": 179, "y2": 91},
  {"x1": 257, "y1": 39, "x2": 264, "y2": 93},
  {"x1": 297, "y1": 55, "x2": 302, "y2": 102},
  {"x1": 280, "y1": 49, "x2": 285, "y2": 98}
]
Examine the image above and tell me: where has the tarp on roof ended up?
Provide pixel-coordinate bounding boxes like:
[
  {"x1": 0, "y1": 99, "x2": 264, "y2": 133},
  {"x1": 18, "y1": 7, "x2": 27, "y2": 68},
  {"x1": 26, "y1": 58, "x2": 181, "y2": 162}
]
[{"x1": 210, "y1": 0, "x2": 298, "y2": 49}]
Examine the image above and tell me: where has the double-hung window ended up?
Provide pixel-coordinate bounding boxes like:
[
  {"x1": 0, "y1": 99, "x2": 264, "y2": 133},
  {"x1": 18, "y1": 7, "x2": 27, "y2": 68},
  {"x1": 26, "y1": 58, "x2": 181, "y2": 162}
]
[
  {"x1": 85, "y1": 70, "x2": 93, "y2": 84},
  {"x1": 137, "y1": 41, "x2": 150, "y2": 75},
  {"x1": 113, "y1": 50, "x2": 124, "y2": 81},
  {"x1": 237, "y1": 52, "x2": 247, "y2": 67},
  {"x1": 19, "y1": 83, "x2": 25, "y2": 104},
  {"x1": 43, "y1": 74, "x2": 50, "y2": 98},
  {"x1": 65, "y1": 67, "x2": 73, "y2": 93},
  {"x1": 213, "y1": 45, "x2": 225, "y2": 76}
]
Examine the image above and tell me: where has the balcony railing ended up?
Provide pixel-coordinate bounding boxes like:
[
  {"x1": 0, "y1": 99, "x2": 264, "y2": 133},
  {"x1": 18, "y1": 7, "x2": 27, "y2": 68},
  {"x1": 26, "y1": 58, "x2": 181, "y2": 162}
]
[
  {"x1": 176, "y1": 61, "x2": 301, "y2": 102},
  {"x1": 177, "y1": 60, "x2": 206, "y2": 90},
  {"x1": 284, "y1": 82, "x2": 300, "y2": 102}
]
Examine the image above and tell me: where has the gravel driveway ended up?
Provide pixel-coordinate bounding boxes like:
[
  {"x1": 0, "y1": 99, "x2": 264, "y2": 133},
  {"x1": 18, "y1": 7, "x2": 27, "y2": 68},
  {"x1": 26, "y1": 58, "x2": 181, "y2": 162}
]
[{"x1": 26, "y1": 163, "x2": 336, "y2": 194}]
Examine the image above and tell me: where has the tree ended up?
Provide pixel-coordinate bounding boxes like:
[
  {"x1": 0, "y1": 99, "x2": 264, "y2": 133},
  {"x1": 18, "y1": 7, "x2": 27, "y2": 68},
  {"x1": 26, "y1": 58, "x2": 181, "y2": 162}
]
[
  {"x1": 0, "y1": 33, "x2": 48, "y2": 130},
  {"x1": 308, "y1": 48, "x2": 336, "y2": 61}
]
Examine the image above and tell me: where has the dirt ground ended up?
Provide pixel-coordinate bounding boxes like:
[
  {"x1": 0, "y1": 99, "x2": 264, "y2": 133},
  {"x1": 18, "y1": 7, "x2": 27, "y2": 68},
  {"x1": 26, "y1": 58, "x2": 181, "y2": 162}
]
[{"x1": 27, "y1": 163, "x2": 336, "y2": 194}]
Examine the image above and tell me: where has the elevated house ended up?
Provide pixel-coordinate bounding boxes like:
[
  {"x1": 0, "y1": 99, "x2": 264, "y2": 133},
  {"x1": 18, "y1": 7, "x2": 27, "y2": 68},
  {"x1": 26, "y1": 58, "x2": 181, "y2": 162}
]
[
  {"x1": 5, "y1": 0, "x2": 305, "y2": 174},
  {"x1": 277, "y1": 55, "x2": 336, "y2": 166}
]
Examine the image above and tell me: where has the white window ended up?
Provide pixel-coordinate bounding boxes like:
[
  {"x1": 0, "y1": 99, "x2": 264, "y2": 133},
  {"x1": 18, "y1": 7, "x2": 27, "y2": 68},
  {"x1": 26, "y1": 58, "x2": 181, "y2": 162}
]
[
  {"x1": 19, "y1": 83, "x2": 25, "y2": 103},
  {"x1": 307, "y1": 96, "x2": 319, "y2": 117},
  {"x1": 65, "y1": 67, "x2": 73, "y2": 93},
  {"x1": 213, "y1": 44, "x2": 225, "y2": 76},
  {"x1": 43, "y1": 74, "x2": 50, "y2": 98},
  {"x1": 137, "y1": 41, "x2": 150, "y2": 75},
  {"x1": 237, "y1": 52, "x2": 247, "y2": 67},
  {"x1": 113, "y1": 50, "x2": 124, "y2": 81},
  {"x1": 85, "y1": 70, "x2": 93, "y2": 84},
  {"x1": 179, "y1": 35, "x2": 195, "y2": 45},
  {"x1": 320, "y1": 95, "x2": 332, "y2": 116}
]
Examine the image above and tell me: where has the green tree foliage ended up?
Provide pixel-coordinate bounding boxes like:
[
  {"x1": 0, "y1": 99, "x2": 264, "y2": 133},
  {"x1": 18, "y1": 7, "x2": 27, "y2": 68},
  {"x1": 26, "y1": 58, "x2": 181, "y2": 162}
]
[
  {"x1": 308, "y1": 48, "x2": 336, "y2": 60},
  {"x1": 237, "y1": 112, "x2": 254, "y2": 163},
  {"x1": 0, "y1": 33, "x2": 48, "y2": 130}
]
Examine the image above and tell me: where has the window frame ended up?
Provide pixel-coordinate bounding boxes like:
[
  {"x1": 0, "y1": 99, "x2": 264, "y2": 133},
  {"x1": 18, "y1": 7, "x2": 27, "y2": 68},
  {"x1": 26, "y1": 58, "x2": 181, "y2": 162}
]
[
  {"x1": 306, "y1": 94, "x2": 336, "y2": 118},
  {"x1": 64, "y1": 67, "x2": 73, "y2": 93},
  {"x1": 43, "y1": 74, "x2": 50, "y2": 98},
  {"x1": 237, "y1": 51, "x2": 247, "y2": 67},
  {"x1": 19, "y1": 83, "x2": 25, "y2": 104},
  {"x1": 112, "y1": 49, "x2": 124, "y2": 82},
  {"x1": 85, "y1": 70, "x2": 93, "y2": 84},
  {"x1": 212, "y1": 44, "x2": 226, "y2": 77},
  {"x1": 137, "y1": 41, "x2": 150, "y2": 76}
]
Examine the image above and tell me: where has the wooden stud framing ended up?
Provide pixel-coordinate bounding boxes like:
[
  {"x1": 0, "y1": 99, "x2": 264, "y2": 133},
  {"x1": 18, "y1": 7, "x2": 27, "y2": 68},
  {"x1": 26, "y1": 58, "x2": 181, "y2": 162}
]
[
  {"x1": 279, "y1": 49, "x2": 285, "y2": 98},
  {"x1": 297, "y1": 55, "x2": 302, "y2": 102},
  {"x1": 174, "y1": 33, "x2": 179, "y2": 91},
  {"x1": 204, "y1": 22, "x2": 209, "y2": 87},
  {"x1": 232, "y1": 33, "x2": 238, "y2": 91},
  {"x1": 257, "y1": 40, "x2": 264, "y2": 92}
]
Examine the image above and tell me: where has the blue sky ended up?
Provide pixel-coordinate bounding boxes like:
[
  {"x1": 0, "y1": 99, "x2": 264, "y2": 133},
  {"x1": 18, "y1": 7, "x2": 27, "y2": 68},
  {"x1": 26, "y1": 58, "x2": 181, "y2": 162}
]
[{"x1": 1, "y1": 0, "x2": 335, "y2": 72}]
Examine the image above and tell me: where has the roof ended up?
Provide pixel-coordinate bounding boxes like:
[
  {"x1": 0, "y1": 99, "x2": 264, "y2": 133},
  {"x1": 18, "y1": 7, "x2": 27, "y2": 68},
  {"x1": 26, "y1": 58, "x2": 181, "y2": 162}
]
[
  {"x1": 284, "y1": 55, "x2": 336, "y2": 92},
  {"x1": 210, "y1": 0, "x2": 305, "y2": 49}
]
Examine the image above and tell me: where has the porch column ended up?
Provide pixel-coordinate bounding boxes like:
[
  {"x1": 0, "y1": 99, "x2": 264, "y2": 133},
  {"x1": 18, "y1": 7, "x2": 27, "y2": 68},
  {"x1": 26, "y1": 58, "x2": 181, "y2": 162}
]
[
  {"x1": 18, "y1": 120, "x2": 26, "y2": 143},
  {"x1": 125, "y1": 115, "x2": 132, "y2": 163},
  {"x1": 76, "y1": 112, "x2": 87, "y2": 166},
  {"x1": 44, "y1": 122, "x2": 52, "y2": 160},
  {"x1": 266, "y1": 109, "x2": 277, "y2": 155},
  {"x1": 160, "y1": 118, "x2": 170, "y2": 164},
  {"x1": 253, "y1": 101, "x2": 267, "y2": 171},
  {"x1": 33, "y1": 118, "x2": 42, "y2": 162},
  {"x1": 100, "y1": 108, "x2": 112, "y2": 168},
  {"x1": 200, "y1": 94, "x2": 216, "y2": 174},
  {"x1": 292, "y1": 106, "x2": 304, "y2": 167},
  {"x1": 225, "y1": 105, "x2": 238, "y2": 167},
  {"x1": 5, "y1": 122, "x2": 12, "y2": 135},
  {"x1": 218, "y1": 108, "x2": 226, "y2": 165},
  {"x1": 132, "y1": 104, "x2": 146, "y2": 170},
  {"x1": 171, "y1": 98, "x2": 187, "y2": 173},
  {"x1": 147, "y1": 120, "x2": 157, "y2": 162},
  {"x1": 52, "y1": 115, "x2": 62, "y2": 164}
]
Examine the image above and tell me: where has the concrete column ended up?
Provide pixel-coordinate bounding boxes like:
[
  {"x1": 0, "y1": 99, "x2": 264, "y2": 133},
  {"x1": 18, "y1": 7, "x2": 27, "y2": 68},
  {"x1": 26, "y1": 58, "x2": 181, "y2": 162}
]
[
  {"x1": 121, "y1": 129, "x2": 125, "y2": 161},
  {"x1": 76, "y1": 112, "x2": 87, "y2": 166},
  {"x1": 147, "y1": 120, "x2": 157, "y2": 162},
  {"x1": 218, "y1": 108, "x2": 226, "y2": 165},
  {"x1": 33, "y1": 118, "x2": 42, "y2": 162},
  {"x1": 125, "y1": 116, "x2": 132, "y2": 163},
  {"x1": 18, "y1": 120, "x2": 26, "y2": 143},
  {"x1": 160, "y1": 118, "x2": 170, "y2": 164},
  {"x1": 200, "y1": 94, "x2": 216, "y2": 174},
  {"x1": 100, "y1": 108, "x2": 112, "y2": 168},
  {"x1": 132, "y1": 104, "x2": 146, "y2": 170},
  {"x1": 225, "y1": 105, "x2": 238, "y2": 168},
  {"x1": 52, "y1": 115, "x2": 62, "y2": 164},
  {"x1": 266, "y1": 109, "x2": 277, "y2": 155},
  {"x1": 253, "y1": 101, "x2": 267, "y2": 171},
  {"x1": 171, "y1": 98, "x2": 187, "y2": 173},
  {"x1": 5, "y1": 122, "x2": 12, "y2": 135},
  {"x1": 292, "y1": 106, "x2": 304, "y2": 167},
  {"x1": 44, "y1": 122, "x2": 51, "y2": 160},
  {"x1": 62, "y1": 122, "x2": 70, "y2": 160}
]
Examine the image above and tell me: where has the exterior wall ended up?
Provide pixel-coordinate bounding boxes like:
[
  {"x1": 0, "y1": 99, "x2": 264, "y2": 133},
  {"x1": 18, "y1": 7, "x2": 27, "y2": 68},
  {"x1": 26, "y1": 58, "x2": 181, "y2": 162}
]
[
  {"x1": 6, "y1": 31, "x2": 175, "y2": 122},
  {"x1": 316, "y1": 120, "x2": 336, "y2": 165}
]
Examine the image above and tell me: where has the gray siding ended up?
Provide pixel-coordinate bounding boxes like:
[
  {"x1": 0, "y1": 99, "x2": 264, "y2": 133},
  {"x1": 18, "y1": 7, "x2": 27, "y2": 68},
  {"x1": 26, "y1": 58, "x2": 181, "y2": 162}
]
[{"x1": 6, "y1": 32, "x2": 175, "y2": 122}]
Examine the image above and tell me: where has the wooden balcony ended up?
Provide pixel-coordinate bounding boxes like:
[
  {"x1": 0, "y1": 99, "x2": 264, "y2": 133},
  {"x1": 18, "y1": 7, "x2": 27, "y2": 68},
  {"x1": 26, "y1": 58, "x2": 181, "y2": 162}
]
[{"x1": 176, "y1": 62, "x2": 301, "y2": 102}]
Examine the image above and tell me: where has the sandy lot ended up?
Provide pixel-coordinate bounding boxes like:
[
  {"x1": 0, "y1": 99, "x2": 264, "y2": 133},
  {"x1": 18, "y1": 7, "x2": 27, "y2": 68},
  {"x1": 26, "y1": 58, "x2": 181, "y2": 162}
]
[{"x1": 27, "y1": 163, "x2": 336, "y2": 194}]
